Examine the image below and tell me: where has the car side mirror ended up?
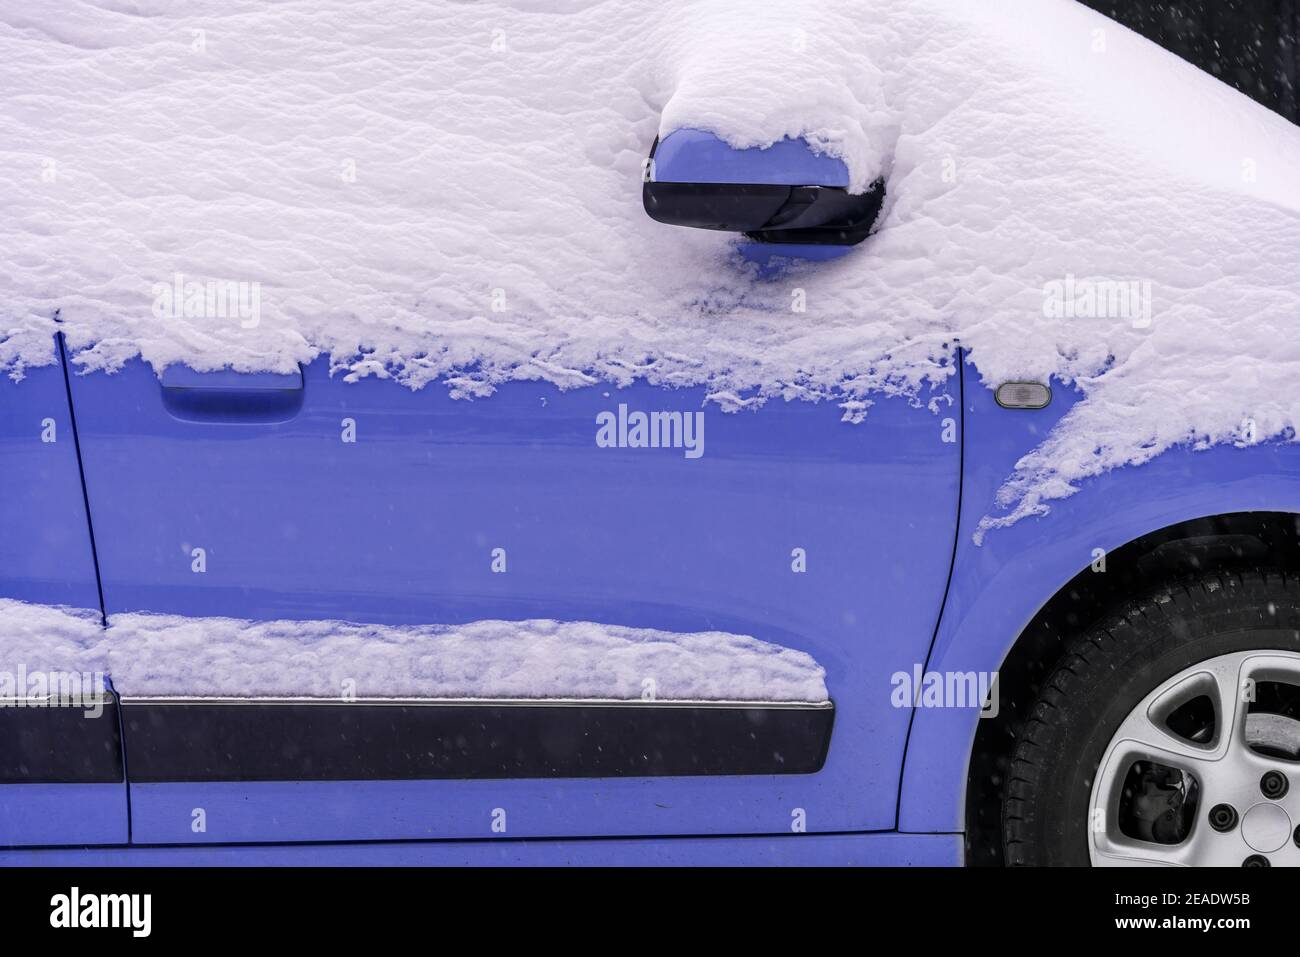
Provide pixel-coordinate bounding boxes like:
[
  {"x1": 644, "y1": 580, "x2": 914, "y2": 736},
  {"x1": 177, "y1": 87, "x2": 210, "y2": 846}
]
[{"x1": 642, "y1": 130, "x2": 884, "y2": 247}]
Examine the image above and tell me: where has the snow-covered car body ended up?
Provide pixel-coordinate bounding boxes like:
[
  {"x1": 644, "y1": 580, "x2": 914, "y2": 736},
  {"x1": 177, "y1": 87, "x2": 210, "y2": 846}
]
[
  {"x1": 2, "y1": 324, "x2": 961, "y2": 858},
  {"x1": 3, "y1": 126, "x2": 1297, "y2": 866},
  {"x1": 4, "y1": 0, "x2": 1300, "y2": 866}
]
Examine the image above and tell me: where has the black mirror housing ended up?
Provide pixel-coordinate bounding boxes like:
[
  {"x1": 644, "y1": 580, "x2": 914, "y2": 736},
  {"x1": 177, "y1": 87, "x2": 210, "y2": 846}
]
[{"x1": 642, "y1": 135, "x2": 884, "y2": 246}]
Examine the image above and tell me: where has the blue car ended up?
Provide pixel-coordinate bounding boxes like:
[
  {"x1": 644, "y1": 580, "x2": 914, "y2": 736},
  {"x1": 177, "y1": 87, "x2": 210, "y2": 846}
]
[{"x1": 2, "y1": 126, "x2": 1299, "y2": 871}]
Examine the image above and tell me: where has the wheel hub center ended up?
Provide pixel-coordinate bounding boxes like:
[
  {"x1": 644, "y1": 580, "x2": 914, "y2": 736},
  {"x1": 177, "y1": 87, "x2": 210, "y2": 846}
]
[{"x1": 1240, "y1": 802, "x2": 1292, "y2": 853}]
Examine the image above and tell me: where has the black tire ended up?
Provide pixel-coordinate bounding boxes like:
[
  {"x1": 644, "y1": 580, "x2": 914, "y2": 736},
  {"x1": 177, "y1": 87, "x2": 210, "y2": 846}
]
[{"x1": 1003, "y1": 568, "x2": 1300, "y2": 866}]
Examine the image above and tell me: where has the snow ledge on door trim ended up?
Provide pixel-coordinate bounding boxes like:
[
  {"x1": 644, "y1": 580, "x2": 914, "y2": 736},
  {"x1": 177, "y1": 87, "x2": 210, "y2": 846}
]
[{"x1": 0, "y1": 599, "x2": 829, "y2": 704}]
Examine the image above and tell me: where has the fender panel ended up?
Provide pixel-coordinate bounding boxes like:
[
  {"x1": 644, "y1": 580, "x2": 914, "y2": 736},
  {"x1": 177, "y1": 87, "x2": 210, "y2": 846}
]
[{"x1": 899, "y1": 369, "x2": 1300, "y2": 833}]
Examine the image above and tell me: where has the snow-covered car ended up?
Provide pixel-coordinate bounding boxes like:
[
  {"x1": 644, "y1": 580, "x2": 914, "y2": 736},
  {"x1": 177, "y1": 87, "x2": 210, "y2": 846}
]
[{"x1": 2, "y1": 0, "x2": 1300, "y2": 867}]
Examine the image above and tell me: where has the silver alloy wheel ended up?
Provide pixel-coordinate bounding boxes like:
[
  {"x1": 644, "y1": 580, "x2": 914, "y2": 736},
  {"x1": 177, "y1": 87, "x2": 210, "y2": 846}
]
[{"x1": 1089, "y1": 650, "x2": 1300, "y2": 866}]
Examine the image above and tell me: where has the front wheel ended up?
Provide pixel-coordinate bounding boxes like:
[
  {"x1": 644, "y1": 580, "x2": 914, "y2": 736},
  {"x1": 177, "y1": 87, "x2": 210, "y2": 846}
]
[{"x1": 1004, "y1": 570, "x2": 1300, "y2": 866}]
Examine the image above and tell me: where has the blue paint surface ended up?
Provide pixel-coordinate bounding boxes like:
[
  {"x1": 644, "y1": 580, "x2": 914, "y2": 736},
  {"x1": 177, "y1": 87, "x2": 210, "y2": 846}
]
[
  {"x1": 736, "y1": 241, "x2": 857, "y2": 277},
  {"x1": 652, "y1": 129, "x2": 850, "y2": 187},
  {"x1": 0, "y1": 784, "x2": 128, "y2": 848},
  {"x1": 0, "y1": 359, "x2": 99, "y2": 607},
  {"x1": 12, "y1": 340, "x2": 1299, "y2": 860},
  {"x1": 63, "y1": 355, "x2": 959, "y2": 844}
]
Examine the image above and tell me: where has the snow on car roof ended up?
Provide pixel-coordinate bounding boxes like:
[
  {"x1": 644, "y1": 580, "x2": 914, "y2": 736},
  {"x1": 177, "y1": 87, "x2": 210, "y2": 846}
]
[{"x1": 1, "y1": 0, "x2": 1298, "y2": 529}]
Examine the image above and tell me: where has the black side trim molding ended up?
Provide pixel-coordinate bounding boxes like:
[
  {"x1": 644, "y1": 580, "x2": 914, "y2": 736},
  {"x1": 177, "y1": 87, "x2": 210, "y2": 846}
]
[
  {"x1": 121, "y1": 699, "x2": 835, "y2": 782},
  {"x1": 0, "y1": 695, "x2": 124, "y2": 784}
]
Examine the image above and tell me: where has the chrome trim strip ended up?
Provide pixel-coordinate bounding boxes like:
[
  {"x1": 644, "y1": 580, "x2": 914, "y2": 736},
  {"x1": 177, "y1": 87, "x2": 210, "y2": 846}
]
[
  {"x1": 0, "y1": 694, "x2": 115, "y2": 706},
  {"x1": 120, "y1": 695, "x2": 832, "y2": 710}
]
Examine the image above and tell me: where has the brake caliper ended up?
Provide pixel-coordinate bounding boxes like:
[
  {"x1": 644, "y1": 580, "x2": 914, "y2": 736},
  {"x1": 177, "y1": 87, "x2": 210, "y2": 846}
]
[{"x1": 1118, "y1": 760, "x2": 1200, "y2": 845}]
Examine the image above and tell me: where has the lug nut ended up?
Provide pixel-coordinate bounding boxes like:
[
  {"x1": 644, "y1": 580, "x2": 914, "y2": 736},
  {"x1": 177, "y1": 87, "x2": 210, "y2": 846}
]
[
  {"x1": 1243, "y1": 855, "x2": 1271, "y2": 867},
  {"x1": 1209, "y1": 803, "x2": 1238, "y2": 832},
  {"x1": 1261, "y1": 770, "x2": 1289, "y2": 800}
]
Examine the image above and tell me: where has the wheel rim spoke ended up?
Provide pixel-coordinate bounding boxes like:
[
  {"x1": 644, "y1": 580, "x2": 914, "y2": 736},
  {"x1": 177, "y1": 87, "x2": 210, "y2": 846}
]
[{"x1": 1089, "y1": 650, "x2": 1300, "y2": 867}]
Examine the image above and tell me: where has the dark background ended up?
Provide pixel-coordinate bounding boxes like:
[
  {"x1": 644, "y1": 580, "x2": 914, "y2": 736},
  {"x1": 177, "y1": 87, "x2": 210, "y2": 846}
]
[{"x1": 1080, "y1": 0, "x2": 1299, "y2": 123}]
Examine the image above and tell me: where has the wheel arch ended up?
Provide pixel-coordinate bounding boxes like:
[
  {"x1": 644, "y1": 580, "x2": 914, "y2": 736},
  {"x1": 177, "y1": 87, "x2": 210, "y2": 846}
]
[{"x1": 963, "y1": 509, "x2": 1300, "y2": 865}]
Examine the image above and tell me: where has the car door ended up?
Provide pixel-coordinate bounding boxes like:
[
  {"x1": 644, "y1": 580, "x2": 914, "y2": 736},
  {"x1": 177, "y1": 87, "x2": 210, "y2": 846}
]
[
  {"x1": 62, "y1": 127, "x2": 959, "y2": 845},
  {"x1": 0, "y1": 337, "x2": 128, "y2": 847},
  {"x1": 65, "y1": 350, "x2": 959, "y2": 845}
]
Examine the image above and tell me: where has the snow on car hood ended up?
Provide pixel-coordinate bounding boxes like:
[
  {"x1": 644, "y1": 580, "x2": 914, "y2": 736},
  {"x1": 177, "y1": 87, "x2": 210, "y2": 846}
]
[
  {"x1": 2, "y1": 0, "x2": 1298, "y2": 530},
  {"x1": 0, "y1": 599, "x2": 829, "y2": 702}
]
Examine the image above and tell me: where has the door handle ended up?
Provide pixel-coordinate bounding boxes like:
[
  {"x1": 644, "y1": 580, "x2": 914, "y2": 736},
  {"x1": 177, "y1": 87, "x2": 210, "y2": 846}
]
[{"x1": 160, "y1": 366, "x2": 304, "y2": 423}]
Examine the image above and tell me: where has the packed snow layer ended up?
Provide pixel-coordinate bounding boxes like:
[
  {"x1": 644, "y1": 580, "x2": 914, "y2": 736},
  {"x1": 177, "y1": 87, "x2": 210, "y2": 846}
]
[
  {"x1": 0, "y1": 599, "x2": 829, "y2": 702},
  {"x1": 3, "y1": 0, "x2": 1300, "y2": 527}
]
